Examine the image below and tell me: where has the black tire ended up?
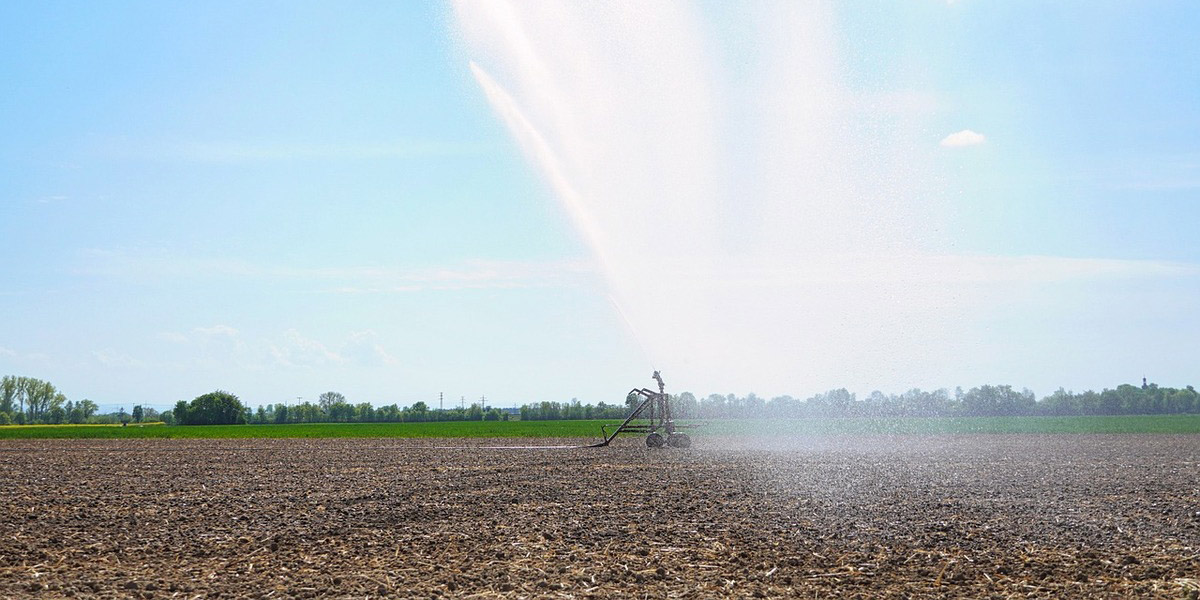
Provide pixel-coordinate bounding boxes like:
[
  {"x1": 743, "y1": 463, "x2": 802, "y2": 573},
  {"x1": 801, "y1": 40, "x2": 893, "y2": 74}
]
[
  {"x1": 646, "y1": 433, "x2": 665, "y2": 448},
  {"x1": 668, "y1": 433, "x2": 691, "y2": 448}
]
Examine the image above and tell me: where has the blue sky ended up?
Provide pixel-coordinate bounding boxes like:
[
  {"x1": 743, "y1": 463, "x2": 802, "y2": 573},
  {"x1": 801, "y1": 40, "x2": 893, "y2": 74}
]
[{"x1": 2, "y1": 1, "x2": 1198, "y2": 411}]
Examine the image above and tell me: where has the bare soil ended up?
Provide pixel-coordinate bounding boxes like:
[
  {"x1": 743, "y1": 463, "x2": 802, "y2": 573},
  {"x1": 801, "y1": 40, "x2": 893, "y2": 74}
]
[{"x1": 1, "y1": 435, "x2": 1198, "y2": 598}]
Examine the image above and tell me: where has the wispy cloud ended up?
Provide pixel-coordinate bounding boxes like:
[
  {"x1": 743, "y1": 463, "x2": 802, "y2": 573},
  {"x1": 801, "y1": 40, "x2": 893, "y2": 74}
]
[
  {"x1": 342, "y1": 330, "x2": 401, "y2": 367},
  {"x1": 940, "y1": 129, "x2": 986, "y2": 147},
  {"x1": 98, "y1": 139, "x2": 493, "y2": 163},
  {"x1": 269, "y1": 329, "x2": 347, "y2": 368},
  {"x1": 92, "y1": 349, "x2": 146, "y2": 368},
  {"x1": 716, "y1": 253, "x2": 1199, "y2": 287},
  {"x1": 155, "y1": 325, "x2": 402, "y2": 371},
  {"x1": 79, "y1": 250, "x2": 595, "y2": 293},
  {"x1": 0, "y1": 346, "x2": 50, "y2": 363},
  {"x1": 1068, "y1": 152, "x2": 1200, "y2": 192}
]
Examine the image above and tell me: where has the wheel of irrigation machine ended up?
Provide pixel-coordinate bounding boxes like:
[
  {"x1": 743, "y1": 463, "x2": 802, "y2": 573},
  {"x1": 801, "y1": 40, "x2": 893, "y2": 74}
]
[
  {"x1": 646, "y1": 433, "x2": 665, "y2": 448},
  {"x1": 667, "y1": 433, "x2": 691, "y2": 448}
]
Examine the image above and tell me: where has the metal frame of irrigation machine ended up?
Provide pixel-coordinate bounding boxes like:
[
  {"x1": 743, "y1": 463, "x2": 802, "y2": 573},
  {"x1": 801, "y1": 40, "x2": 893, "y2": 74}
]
[{"x1": 594, "y1": 371, "x2": 693, "y2": 448}]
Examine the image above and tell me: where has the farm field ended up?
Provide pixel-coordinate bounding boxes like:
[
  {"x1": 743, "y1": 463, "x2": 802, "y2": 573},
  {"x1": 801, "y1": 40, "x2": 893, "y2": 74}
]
[
  {"x1": 2, "y1": 435, "x2": 1198, "y2": 598},
  {"x1": 2, "y1": 414, "x2": 1199, "y2": 439}
]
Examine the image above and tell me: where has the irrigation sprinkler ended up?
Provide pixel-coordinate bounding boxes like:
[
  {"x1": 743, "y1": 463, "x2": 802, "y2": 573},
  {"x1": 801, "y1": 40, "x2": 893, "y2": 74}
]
[{"x1": 593, "y1": 371, "x2": 693, "y2": 448}]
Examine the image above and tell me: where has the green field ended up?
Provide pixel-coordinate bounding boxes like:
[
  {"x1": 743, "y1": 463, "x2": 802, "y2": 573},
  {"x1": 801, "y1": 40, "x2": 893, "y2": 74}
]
[
  {"x1": 1, "y1": 414, "x2": 1198, "y2": 439},
  {"x1": 705, "y1": 414, "x2": 1200, "y2": 436},
  {"x1": 0, "y1": 420, "x2": 609, "y2": 439}
]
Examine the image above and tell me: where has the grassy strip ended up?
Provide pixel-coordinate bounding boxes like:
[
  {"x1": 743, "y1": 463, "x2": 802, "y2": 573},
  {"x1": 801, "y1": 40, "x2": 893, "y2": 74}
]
[
  {"x1": 1, "y1": 415, "x2": 1197, "y2": 439},
  {"x1": 0, "y1": 420, "x2": 612, "y2": 439}
]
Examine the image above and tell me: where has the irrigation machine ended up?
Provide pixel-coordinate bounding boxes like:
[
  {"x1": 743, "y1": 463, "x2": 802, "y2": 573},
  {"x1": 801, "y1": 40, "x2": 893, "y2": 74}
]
[{"x1": 594, "y1": 371, "x2": 693, "y2": 448}]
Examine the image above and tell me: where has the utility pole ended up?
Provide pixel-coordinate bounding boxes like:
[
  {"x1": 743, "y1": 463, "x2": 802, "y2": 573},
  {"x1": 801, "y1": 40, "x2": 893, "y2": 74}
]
[
  {"x1": 481, "y1": 395, "x2": 486, "y2": 420},
  {"x1": 460, "y1": 395, "x2": 465, "y2": 411},
  {"x1": 439, "y1": 392, "x2": 443, "y2": 412}
]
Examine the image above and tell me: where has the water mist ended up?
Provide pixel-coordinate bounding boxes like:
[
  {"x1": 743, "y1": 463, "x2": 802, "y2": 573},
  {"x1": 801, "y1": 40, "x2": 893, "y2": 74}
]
[{"x1": 453, "y1": 1, "x2": 986, "y2": 396}]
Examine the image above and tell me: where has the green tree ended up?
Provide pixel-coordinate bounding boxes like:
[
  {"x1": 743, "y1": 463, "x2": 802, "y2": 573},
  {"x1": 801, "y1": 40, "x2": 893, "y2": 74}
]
[
  {"x1": 408, "y1": 401, "x2": 429, "y2": 422},
  {"x1": 178, "y1": 391, "x2": 246, "y2": 425},
  {"x1": 0, "y1": 376, "x2": 16, "y2": 416},
  {"x1": 79, "y1": 399, "x2": 98, "y2": 421},
  {"x1": 318, "y1": 391, "x2": 346, "y2": 415},
  {"x1": 132, "y1": 405, "x2": 144, "y2": 423},
  {"x1": 327, "y1": 401, "x2": 354, "y2": 422},
  {"x1": 354, "y1": 402, "x2": 374, "y2": 422}
]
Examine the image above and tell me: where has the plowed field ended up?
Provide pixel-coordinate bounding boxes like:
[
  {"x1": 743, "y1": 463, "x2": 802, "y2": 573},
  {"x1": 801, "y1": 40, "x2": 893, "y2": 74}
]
[{"x1": 2, "y1": 435, "x2": 1198, "y2": 598}]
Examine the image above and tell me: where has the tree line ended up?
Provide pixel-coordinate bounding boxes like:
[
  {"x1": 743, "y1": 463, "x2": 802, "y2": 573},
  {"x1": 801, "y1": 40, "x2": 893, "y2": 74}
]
[
  {"x1": 512, "y1": 382, "x2": 1199, "y2": 421},
  {"x1": 161, "y1": 391, "x2": 513, "y2": 425},
  {"x1": 0, "y1": 375, "x2": 164, "y2": 425},
  {"x1": 1, "y1": 375, "x2": 94, "y2": 425},
  {"x1": 4, "y1": 375, "x2": 1197, "y2": 426}
]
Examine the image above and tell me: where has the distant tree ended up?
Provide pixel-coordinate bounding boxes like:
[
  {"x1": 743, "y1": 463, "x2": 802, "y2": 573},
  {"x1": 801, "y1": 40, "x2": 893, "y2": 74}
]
[
  {"x1": 172, "y1": 400, "x2": 190, "y2": 425},
  {"x1": 701, "y1": 394, "x2": 726, "y2": 419},
  {"x1": 274, "y1": 404, "x2": 290, "y2": 424},
  {"x1": 178, "y1": 391, "x2": 245, "y2": 425},
  {"x1": 961, "y1": 385, "x2": 1034, "y2": 417},
  {"x1": 376, "y1": 404, "x2": 400, "y2": 422},
  {"x1": 327, "y1": 401, "x2": 354, "y2": 422},
  {"x1": 675, "y1": 392, "x2": 698, "y2": 419},
  {"x1": 296, "y1": 402, "x2": 322, "y2": 423},
  {"x1": 354, "y1": 402, "x2": 374, "y2": 422},
  {"x1": 79, "y1": 399, "x2": 98, "y2": 421},
  {"x1": 132, "y1": 405, "x2": 144, "y2": 423},
  {"x1": 408, "y1": 401, "x2": 429, "y2": 422},
  {"x1": 318, "y1": 391, "x2": 346, "y2": 414},
  {"x1": 0, "y1": 377, "x2": 15, "y2": 417},
  {"x1": 625, "y1": 392, "x2": 640, "y2": 410},
  {"x1": 160, "y1": 409, "x2": 175, "y2": 425},
  {"x1": 3, "y1": 377, "x2": 64, "y2": 423}
]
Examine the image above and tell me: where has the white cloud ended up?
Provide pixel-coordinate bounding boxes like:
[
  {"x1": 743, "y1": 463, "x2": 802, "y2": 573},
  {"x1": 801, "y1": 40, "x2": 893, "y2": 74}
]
[
  {"x1": 940, "y1": 129, "x2": 986, "y2": 147},
  {"x1": 78, "y1": 250, "x2": 594, "y2": 293},
  {"x1": 156, "y1": 331, "x2": 190, "y2": 344},
  {"x1": 193, "y1": 325, "x2": 240, "y2": 339},
  {"x1": 92, "y1": 349, "x2": 146, "y2": 368},
  {"x1": 99, "y1": 139, "x2": 491, "y2": 163},
  {"x1": 342, "y1": 330, "x2": 401, "y2": 367},
  {"x1": 0, "y1": 346, "x2": 16, "y2": 358},
  {"x1": 269, "y1": 329, "x2": 347, "y2": 368}
]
